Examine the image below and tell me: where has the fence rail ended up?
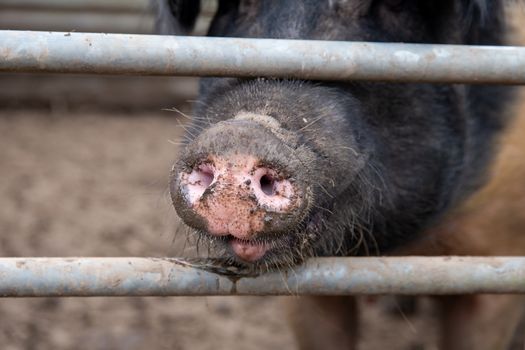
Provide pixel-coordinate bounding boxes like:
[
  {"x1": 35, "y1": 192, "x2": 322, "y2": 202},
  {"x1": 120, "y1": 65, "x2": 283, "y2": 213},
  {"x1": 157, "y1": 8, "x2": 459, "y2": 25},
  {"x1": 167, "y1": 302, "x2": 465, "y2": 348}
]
[
  {"x1": 2, "y1": 30, "x2": 525, "y2": 297},
  {"x1": 1, "y1": 30, "x2": 525, "y2": 84},
  {"x1": 1, "y1": 257, "x2": 524, "y2": 297}
]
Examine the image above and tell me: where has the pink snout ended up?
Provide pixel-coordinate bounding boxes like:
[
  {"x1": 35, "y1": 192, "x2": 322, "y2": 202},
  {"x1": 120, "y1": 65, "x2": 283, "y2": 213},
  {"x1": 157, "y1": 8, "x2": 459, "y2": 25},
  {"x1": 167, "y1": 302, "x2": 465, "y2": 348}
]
[{"x1": 178, "y1": 155, "x2": 299, "y2": 262}]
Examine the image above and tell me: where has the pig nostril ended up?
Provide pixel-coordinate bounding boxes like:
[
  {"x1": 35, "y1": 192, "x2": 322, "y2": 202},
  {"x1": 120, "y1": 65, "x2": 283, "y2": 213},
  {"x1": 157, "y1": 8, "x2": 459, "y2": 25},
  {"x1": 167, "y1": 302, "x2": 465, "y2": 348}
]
[
  {"x1": 199, "y1": 169, "x2": 214, "y2": 188},
  {"x1": 181, "y1": 163, "x2": 216, "y2": 205},
  {"x1": 196, "y1": 166, "x2": 214, "y2": 188},
  {"x1": 260, "y1": 174, "x2": 275, "y2": 196},
  {"x1": 188, "y1": 164, "x2": 214, "y2": 189}
]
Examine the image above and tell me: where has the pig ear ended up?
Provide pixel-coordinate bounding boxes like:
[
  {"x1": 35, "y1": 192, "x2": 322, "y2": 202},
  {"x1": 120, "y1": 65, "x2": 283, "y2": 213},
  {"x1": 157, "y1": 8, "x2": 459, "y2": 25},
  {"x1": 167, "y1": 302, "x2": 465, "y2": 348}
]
[{"x1": 154, "y1": 0, "x2": 201, "y2": 35}]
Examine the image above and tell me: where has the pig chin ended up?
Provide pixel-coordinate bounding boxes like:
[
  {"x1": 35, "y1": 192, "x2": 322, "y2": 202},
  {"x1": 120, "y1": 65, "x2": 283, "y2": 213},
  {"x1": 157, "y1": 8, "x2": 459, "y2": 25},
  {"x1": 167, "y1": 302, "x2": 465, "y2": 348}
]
[{"x1": 171, "y1": 116, "x2": 316, "y2": 265}]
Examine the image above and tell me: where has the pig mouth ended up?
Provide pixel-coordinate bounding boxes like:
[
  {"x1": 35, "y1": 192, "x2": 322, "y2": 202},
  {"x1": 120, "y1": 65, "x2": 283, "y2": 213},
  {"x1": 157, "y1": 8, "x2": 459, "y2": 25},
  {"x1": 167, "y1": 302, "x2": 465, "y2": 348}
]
[
  {"x1": 193, "y1": 219, "x2": 318, "y2": 269},
  {"x1": 202, "y1": 231, "x2": 293, "y2": 263},
  {"x1": 228, "y1": 236, "x2": 272, "y2": 263}
]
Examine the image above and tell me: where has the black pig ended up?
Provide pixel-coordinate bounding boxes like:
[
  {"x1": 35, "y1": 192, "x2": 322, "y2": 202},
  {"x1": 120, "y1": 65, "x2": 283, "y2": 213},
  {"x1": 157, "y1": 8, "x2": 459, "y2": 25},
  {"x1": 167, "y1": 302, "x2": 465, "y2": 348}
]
[
  {"x1": 156, "y1": 1, "x2": 524, "y2": 349},
  {"x1": 158, "y1": 0, "x2": 511, "y2": 267}
]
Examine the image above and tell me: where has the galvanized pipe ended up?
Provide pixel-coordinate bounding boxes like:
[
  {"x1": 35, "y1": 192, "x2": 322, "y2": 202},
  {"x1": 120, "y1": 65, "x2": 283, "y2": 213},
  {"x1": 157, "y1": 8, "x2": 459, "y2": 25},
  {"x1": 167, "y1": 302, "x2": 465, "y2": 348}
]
[
  {"x1": 1, "y1": 31, "x2": 525, "y2": 84},
  {"x1": 1, "y1": 257, "x2": 524, "y2": 297}
]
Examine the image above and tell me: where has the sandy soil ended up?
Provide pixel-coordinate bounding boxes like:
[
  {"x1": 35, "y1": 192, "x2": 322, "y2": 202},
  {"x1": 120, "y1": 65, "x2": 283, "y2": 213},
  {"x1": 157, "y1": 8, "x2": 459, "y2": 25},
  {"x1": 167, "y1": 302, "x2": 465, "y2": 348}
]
[{"x1": 0, "y1": 110, "x2": 445, "y2": 350}]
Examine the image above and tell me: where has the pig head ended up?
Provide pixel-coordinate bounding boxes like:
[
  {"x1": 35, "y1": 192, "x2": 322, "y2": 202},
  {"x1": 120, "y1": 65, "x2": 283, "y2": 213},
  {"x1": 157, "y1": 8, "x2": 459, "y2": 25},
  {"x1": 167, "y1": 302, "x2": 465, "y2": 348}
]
[{"x1": 156, "y1": 0, "x2": 513, "y2": 270}]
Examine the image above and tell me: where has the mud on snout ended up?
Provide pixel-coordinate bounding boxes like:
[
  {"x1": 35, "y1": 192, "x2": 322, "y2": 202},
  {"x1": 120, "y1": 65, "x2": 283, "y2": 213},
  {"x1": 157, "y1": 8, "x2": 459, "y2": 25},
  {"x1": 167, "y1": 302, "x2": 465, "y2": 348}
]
[{"x1": 170, "y1": 114, "x2": 317, "y2": 267}]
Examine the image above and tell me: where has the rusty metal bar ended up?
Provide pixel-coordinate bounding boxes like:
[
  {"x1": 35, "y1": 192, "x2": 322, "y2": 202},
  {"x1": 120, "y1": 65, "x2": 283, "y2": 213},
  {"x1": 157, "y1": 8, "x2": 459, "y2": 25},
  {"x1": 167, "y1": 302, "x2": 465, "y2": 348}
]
[
  {"x1": 1, "y1": 257, "x2": 524, "y2": 297},
  {"x1": 1, "y1": 31, "x2": 525, "y2": 84}
]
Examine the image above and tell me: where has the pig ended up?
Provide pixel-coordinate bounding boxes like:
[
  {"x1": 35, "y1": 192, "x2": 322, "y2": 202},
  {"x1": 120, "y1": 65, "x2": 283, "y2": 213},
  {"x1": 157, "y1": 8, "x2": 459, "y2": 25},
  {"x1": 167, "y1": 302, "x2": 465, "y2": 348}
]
[{"x1": 155, "y1": 0, "x2": 525, "y2": 349}]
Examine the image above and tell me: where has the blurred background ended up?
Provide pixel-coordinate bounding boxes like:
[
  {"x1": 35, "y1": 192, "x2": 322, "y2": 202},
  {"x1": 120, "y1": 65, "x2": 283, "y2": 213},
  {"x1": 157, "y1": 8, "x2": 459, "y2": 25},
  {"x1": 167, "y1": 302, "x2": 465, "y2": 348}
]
[
  {"x1": 0, "y1": 0, "x2": 214, "y2": 111},
  {"x1": 0, "y1": 1, "x2": 523, "y2": 349}
]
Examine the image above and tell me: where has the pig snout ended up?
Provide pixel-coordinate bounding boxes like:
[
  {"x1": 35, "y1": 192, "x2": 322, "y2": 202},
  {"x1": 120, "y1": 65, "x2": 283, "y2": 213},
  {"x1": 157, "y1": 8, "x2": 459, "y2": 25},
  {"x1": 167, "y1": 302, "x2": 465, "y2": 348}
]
[
  {"x1": 171, "y1": 118, "x2": 313, "y2": 263},
  {"x1": 179, "y1": 156, "x2": 297, "y2": 261}
]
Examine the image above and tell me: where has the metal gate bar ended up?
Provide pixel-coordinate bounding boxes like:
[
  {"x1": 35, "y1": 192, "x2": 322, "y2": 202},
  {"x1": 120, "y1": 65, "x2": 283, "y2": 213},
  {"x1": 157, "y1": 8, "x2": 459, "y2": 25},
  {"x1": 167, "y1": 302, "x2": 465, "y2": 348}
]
[
  {"x1": 1, "y1": 257, "x2": 524, "y2": 297},
  {"x1": 1, "y1": 30, "x2": 525, "y2": 84}
]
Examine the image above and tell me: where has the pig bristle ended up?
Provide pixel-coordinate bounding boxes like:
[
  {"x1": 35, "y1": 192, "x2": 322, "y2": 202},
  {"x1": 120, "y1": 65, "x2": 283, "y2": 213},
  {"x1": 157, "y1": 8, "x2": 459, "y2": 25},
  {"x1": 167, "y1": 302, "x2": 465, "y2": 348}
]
[
  {"x1": 167, "y1": 139, "x2": 185, "y2": 146},
  {"x1": 175, "y1": 119, "x2": 197, "y2": 140}
]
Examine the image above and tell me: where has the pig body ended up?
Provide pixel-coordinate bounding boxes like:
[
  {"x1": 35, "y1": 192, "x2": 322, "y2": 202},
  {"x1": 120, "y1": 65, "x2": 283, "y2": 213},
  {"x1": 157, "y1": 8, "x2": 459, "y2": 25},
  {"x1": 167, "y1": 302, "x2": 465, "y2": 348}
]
[{"x1": 156, "y1": 0, "x2": 524, "y2": 348}]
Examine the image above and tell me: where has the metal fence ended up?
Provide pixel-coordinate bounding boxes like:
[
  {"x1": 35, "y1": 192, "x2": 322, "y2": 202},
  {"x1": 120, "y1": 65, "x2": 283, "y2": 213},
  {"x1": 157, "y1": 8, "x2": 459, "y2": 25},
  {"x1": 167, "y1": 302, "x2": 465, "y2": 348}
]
[
  {"x1": 1, "y1": 257, "x2": 525, "y2": 297},
  {"x1": 1, "y1": 30, "x2": 525, "y2": 84},
  {"x1": 1, "y1": 28, "x2": 525, "y2": 296}
]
